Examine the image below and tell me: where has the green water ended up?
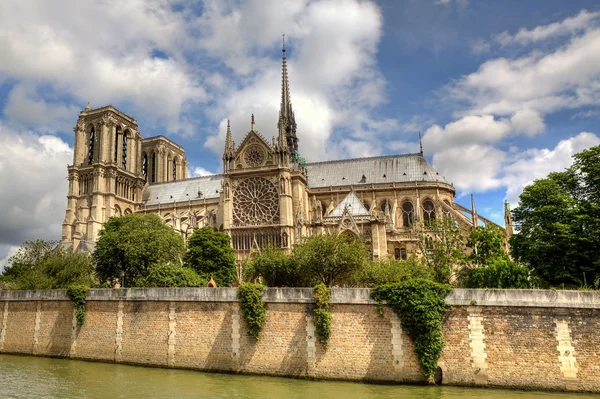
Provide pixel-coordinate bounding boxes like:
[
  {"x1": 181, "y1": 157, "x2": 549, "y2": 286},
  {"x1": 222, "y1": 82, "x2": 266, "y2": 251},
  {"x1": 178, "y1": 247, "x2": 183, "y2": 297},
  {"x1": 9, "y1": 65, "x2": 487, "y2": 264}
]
[{"x1": 0, "y1": 354, "x2": 592, "y2": 399}]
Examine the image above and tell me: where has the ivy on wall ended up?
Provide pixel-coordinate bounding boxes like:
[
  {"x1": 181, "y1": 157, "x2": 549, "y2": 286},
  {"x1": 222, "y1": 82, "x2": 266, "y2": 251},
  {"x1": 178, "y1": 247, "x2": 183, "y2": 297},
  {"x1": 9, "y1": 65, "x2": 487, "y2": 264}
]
[
  {"x1": 313, "y1": 283, "x2": 332, "y2": 344},
  {"x1": 238, "y1": 283, "x2": 266, "y2": 339},
  {"x1": 371, "y1": 279, "x2": 452, "y2": 381},
  {"x1": 66, "y1": 285, "x2": 89, "y2": 326}
]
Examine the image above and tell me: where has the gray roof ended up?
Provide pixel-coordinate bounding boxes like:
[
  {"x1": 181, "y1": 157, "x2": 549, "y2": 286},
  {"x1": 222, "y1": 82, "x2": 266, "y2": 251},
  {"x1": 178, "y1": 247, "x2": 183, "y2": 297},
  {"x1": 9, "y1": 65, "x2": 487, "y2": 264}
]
[
  {"x1": 305, "y1": 154, "x2": 448, "y2": 188},
  {"x1": 142, "y1": 154, "x2": 449, "y2": 206},
  {"x1": 143, "y1": 175, "x2": 223, "y2": 206}
]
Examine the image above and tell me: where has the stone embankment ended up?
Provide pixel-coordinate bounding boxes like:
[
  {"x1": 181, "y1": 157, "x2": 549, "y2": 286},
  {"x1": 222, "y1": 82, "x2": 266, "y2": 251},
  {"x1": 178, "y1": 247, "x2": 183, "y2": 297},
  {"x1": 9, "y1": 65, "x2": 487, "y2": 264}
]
[{"x1": 1, "y1": 288, "x2": 599, "y2": 392}]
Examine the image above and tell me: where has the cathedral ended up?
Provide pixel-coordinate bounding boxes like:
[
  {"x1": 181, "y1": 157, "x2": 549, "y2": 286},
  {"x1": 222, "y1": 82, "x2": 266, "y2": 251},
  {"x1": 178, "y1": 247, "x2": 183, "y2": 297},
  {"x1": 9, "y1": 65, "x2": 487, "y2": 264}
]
[{"x1": 62, "y1": 45, "x2": 510, "y2": 260}]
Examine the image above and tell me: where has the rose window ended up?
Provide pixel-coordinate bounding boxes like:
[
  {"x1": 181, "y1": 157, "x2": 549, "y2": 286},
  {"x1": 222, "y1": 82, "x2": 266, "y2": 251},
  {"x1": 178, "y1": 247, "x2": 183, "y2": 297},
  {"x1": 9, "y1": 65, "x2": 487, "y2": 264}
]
[
  {"x1": 244, "y1": 145, "x2": 265, "y2": 167},
  {"x1": 233, "y1": 177, "x2": 280, "y2": 226}
]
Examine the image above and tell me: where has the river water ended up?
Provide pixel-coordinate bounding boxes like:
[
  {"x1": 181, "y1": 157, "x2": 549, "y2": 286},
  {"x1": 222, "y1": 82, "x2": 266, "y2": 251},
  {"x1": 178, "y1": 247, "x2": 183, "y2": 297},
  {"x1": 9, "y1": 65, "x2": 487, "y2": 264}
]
[{"x1": 0, "y1": 354, "x2": 592, "y2": 399}]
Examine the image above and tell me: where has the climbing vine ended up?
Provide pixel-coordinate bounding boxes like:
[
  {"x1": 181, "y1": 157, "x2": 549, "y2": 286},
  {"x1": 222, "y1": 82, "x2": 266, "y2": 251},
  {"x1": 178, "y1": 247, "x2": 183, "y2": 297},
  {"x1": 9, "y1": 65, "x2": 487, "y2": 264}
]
[
  {"x1": 67, "y1": 285, "x2": 89, "y2": 326},
  {"x1": 238, "y1": 282, "x2": 266, "y2": 339},
  {"x1": 371, "y1": 279, "x2": 452, "y2": 381},
  {"x1": 313, "y1": 283, "x2": 332, "y2": 344}
]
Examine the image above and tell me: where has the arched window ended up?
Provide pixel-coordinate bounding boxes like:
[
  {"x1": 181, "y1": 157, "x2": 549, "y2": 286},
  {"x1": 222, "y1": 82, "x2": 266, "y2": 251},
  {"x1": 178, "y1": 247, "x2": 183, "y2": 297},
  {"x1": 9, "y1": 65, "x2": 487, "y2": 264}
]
[
  {"x1": 114, "y1": 126, "x2": 121, "y2": 163},
  {"x1": 142, "y1": 153, "x2": 148, "y2": 182},
  {"x1": 87, "y1": 127, "x2": 95, "y2": 165},
  {"x1": 172, "y1": 159, "x2": 177, "y2": 181},
  {"x1": 423, "y1": 200, "x2": 436, "y2": 225},
  {"x1": 402, "y1": 201, "x2": 414, "y2": 227},
  {"x1": 122, "y1": 131, "x2": 128, "y2": 169},
  {"x1": 380, "y1": 199, "x2": 392, "y2": 214},
  {"x1": 151, "y1": 152, "x2": 156, "y2": 183}
]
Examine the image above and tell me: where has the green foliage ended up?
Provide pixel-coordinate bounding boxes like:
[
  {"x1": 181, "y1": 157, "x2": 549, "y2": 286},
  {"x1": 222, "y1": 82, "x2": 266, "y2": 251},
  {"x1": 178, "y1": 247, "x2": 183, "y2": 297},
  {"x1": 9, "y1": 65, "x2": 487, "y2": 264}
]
[
  {"x1": 2, "y1": 240, "x2": 95, "y2": 290},
  {"x1": 67, "y1": 285, "x2": 89, "y2": 325},
  {"x1": 352, "y1": 257, "x2": 433, "y2": 287},
  {"x1": 372, "y1": 279, "x2": 452, "y2": 381},
  {"x1": 292, "y1": 233, "x2": 370, "y2": 287},
  {"x1": 238, "y1": 283, "x2": 266, "y2": 339},
  {"x1": 417, "y1": 218, "x2": 466, "y2": 284},
  {"x1": 184, "y1": 227, "x2": 236, "y2": 287},
  {"x1": 511, "y1": 145, "x2": 600, "y2": 287},
  {"x1": 244, "y1": 247, "x2": 316, "y2": 287},
  {"x1": 313, "y1": 283, "x2": 332, "y2": 344},
  {"x1": 94, "y1": 214, "x2": 186, "y2": 287},
  {"x1": 137, "y1": 263, "x2": 205, "y2": 288},
  {"x1": 467, "y1": 225, "x2": 509, "y2": 266},
  {"x1": 463, "y1": 258, "x2": 532, "y2": 289}
]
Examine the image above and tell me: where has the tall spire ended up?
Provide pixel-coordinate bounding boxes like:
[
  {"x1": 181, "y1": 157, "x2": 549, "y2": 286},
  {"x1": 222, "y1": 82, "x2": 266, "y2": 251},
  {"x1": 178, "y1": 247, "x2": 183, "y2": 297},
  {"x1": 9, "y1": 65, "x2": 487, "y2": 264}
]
[
  {"x1": 224, "y1": 119, "x2": 234, "y2": 158},
  {"x1": 418, "y1": 131, "x2": 423, "y2": 156},
  {"x1": 278, "y1": 34, "x2": 298, "y2": 156},
  {"x1": 251, "y1": 114, "x2": 255, "y2": 131},
  {"x1": 471, "y1": 194, "x2": 479, "y2": 228}
]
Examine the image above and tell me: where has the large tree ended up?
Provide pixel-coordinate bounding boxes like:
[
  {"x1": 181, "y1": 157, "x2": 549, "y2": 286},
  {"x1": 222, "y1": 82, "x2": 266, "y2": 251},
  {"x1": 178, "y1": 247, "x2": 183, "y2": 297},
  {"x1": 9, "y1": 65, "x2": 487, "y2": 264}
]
[
  {"x1": 93, "y1": 214, "x2": 186, "y2": 287},
  {"x1": 511, "y1": 145, "x2": 600, "y2": 288},
  {"x1": 291, "y1": 233, "x2": 370, "y2": 287},
  {"x1": 183, "y1": 227, "x2": 236, "y2": 287},
  {"x1": 417, "y1": 218, "x2": 467, "y2": 284}
]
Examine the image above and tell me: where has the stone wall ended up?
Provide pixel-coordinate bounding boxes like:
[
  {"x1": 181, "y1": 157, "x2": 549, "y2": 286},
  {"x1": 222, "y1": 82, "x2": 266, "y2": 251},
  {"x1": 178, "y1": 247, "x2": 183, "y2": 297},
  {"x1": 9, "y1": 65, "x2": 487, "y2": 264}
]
[{"x1": 1, "y1": 288, "x2": 600, "y2": 392}]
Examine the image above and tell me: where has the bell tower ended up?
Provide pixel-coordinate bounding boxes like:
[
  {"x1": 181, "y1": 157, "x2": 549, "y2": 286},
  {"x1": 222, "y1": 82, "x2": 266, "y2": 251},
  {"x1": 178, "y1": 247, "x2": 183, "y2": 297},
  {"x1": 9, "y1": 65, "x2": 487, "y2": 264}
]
[{"x1": 62, "y1": 104, "x2": 145, "y2": 251}]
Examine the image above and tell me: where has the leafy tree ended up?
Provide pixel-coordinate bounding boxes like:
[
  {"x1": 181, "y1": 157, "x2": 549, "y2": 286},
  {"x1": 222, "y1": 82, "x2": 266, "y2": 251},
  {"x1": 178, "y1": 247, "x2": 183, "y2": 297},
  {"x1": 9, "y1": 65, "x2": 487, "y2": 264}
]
[
  {"x1": 138, "y1": 263, "x2": 205, "y2": 288},
  {"x1": 418, "y1": 218, "x2": 466, "y2": 284},
  {"x1": 510, "y1": 144, "x2": 600, "y2": 287},
  {"x1": 184, "y1": 227, "x2": 236, "y2": 287},
  {"x1": 467, "y1": 225, "x2": 509, "y2": 266},
  {"x1": 94, "y1": 214, "x2": 186, "y2": 287},
  {"x1": 291, "y1": 233, "x2": 370, "y2": 287},
  {"x1": 352, "y1": 257, "x2": 433, "y2": 287},
  {"x1": 1, "y1": 240, "x2": 95, "y2": 290}
]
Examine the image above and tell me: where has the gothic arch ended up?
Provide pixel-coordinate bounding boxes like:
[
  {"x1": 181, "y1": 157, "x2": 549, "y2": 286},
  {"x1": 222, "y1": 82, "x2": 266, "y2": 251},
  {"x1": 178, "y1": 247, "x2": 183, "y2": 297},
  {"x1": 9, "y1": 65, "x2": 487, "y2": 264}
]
[
  {"x1": 114, "y1": 204, "x2": 122, "y2": 217},
  {"x1": 124, "y1": 208, "x2": 132, "y2": 215}
]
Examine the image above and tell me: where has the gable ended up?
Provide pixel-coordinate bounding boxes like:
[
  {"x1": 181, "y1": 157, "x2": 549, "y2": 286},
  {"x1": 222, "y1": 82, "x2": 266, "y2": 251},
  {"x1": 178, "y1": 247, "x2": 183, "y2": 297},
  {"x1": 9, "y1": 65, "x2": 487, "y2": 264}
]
[
  {"x1": 233, "y1": 131, "x2": 275, "y2": 169},
  {"x1": 328, "y1": 191, "x2": 370, "y2": 217}
]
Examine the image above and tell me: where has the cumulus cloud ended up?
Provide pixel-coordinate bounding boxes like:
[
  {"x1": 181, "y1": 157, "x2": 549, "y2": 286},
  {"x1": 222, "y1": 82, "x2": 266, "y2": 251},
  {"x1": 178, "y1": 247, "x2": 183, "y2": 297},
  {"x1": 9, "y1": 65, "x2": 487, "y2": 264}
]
[
  {"x1": 191, "y1": 166, "x2": 216, "y2": 177},
  {"x1": 0, "y1": 125, "x2": 73, "y2": 262},
  {"x1": 510, "y1": 108, "x2": 545, "y2": 135}
]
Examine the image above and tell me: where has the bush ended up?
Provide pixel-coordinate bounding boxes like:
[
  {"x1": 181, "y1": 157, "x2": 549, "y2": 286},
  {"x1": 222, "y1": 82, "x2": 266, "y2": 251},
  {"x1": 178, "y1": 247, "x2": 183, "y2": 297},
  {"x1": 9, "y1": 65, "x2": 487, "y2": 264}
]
[
  {"x1": 353, "y1": 258, "x2": 433, "y2": 287},
  {"x1": 462, "y1": 258, "x2": 532, "y2": 289},
  {"x1": 244, "y1": 247, "x2": 316, "y2": 287},
  {"x1": 67, "y1": 285, "x2": 89, "y2": 325},
  {"x1": 238, "y1": 282, "x2": 266, "y2": 339},
  {"x1": 372, "y1": 279, "x2": 452, "y2": 381},
  {"x1": 138, "y1": 263, "x2": 205, "y2": 288}
]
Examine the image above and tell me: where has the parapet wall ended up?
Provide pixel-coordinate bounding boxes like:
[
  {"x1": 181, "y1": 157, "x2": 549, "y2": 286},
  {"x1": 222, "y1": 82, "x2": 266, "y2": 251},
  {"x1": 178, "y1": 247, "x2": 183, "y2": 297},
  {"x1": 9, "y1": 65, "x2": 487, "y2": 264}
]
[{"x1": 1, "y1": 288, "x2": 599, "y2": 392}]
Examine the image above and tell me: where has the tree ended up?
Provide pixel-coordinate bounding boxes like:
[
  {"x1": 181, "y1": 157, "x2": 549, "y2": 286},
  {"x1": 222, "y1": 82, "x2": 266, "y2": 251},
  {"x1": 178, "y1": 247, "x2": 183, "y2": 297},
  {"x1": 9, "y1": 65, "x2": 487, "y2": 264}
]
[
  {"x1": 352, "y1": 257, "x2": 433, "y2": 287},
  {"x1": 463, "y1": 258, "x2": 532, "y2": 289},
  {"x1": 417, "y1": 218, "x2": 466, "y2": 284},
  {"x1": 244, "y1": 247, "x2": 314, "y2": 287},
  {"x1": 1, "y1": 240, "x2": 95, "y2": 290},
  {"x1": 291, "y1": 233, "x2": 370, "y2": 287},
  {"x1": 184, "y1": 227, "x2": 236, "y2": 287},
  {"x1": 510, "y1": 151, "x2": 600, "y2": 287},
  {"x1": 138, "y1": 263, "x2": 205, "y2": 288},
  {"x1": 94, "y1": 214, "x2": 186, "y2": 287},
  {"x1": 466, "y1": 225, "x2": 509, "y2": 266}
]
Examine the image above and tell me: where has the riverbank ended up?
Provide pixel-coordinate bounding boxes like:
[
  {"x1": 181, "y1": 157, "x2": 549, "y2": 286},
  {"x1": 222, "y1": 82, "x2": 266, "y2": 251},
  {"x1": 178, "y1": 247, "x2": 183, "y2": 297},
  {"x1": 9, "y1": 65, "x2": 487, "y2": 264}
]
[{"x1": 1, "y1": 288, "x2": 599, "y2": 392}]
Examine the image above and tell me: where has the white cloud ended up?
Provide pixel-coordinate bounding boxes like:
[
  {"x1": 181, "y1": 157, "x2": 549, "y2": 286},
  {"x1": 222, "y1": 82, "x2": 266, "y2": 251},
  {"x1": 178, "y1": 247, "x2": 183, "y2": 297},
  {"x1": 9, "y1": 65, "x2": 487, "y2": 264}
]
[
  {"x1": 0, "y1": 245, "x2": 20, "y2": 273},
  {"x1": 191, "y1": 166, "x2": 216, "y2": 177},
  {"x1": 0, "y1": 126, "x2": 73, "y2": 261},
  {"x1": 510, "y1": 108, "x2": 545, "y2": 135},
  {"x1": 502, "y1": 132, "x2": 600, "y2": 205},
  {"x1": 496, "y1": 9, "x2": 600, "y2": 46}
]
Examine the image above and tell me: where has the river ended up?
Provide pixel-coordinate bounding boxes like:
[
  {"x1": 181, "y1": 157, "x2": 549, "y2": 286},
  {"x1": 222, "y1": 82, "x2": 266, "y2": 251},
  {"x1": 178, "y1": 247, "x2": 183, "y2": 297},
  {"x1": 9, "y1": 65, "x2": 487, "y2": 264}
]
[{"x1": 0, "y1": 354, "x2": 592, "y2": 399}]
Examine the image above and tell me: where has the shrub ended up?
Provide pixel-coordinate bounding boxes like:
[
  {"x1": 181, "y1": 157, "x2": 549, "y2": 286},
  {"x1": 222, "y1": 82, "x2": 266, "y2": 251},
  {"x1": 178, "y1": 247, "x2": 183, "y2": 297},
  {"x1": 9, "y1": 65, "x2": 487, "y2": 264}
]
[
  {"x1": 244, "y1": 247, "x2": 315, "y2": 287},
  {"x1": 67, "y1": 285, "x2": 89, "y2": 325},
  {"x1": 313, "y1": 283, "x2": 332, "y2": 343},
  {"x1": 462, "y1": 258, "x2": 532, "y2": 289},
  {"x1": 184, "y1": 227, "x2": 236, "y2": 287},
  {"x1": 353, "y1": 258, "x2": 433, "y2": 287},
  {"x1": 138, "y1": 263, "x2": 205, "y2": 288}
]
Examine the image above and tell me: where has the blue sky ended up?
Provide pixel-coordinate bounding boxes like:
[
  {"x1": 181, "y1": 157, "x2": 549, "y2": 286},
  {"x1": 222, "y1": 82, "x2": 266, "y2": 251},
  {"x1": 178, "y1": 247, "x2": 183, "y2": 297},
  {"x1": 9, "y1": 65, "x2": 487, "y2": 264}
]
[{"x1": 1, "y1": 0, "x2": 600, "y2": 266}]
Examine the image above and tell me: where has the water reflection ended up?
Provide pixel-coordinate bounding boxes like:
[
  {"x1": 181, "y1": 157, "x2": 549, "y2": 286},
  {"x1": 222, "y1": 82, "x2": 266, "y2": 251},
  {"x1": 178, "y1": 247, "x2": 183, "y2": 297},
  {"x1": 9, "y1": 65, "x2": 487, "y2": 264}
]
[{"x1": 0, "y1": 355, "x2": 591, "y2": 399}]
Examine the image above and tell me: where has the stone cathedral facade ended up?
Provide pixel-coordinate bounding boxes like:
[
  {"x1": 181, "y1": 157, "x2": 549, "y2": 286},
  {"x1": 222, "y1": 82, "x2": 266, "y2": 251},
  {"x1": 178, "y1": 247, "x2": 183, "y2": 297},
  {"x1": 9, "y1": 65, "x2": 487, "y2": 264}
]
[{"x1": 62, "y1": 46, "x2": 509, "y2": 260}]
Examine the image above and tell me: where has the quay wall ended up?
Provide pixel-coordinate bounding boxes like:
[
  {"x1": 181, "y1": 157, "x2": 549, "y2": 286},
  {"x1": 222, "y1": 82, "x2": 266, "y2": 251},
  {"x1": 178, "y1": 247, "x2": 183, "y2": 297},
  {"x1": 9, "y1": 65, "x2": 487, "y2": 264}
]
[{"x1": 1, "y1": 288, "x2": 599, "y2": 392}]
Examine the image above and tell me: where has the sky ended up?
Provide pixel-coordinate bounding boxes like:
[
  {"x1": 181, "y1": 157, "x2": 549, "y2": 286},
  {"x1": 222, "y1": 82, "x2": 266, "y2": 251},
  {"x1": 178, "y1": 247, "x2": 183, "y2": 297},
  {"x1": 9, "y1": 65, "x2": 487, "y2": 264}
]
[{"x1": 1, "y1": 0, "x2": 600, "y2": 269}]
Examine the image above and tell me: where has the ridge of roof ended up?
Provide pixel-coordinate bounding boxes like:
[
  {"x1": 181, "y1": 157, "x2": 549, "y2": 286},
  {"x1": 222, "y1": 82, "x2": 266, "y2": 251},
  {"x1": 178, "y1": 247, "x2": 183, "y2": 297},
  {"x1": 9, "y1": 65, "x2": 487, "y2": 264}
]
[
  {"x1": 148, "y1": 173, "x2": 224, "y2": 187},
  {"x1": 305, "y1": 153, "x2": 423, "y2": 167}
]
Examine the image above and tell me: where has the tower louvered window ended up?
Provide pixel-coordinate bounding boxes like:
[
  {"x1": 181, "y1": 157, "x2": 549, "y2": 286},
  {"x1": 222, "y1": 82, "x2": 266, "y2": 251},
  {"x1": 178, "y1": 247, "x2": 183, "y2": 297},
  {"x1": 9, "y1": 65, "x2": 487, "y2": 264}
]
[
  {"x1": 172, "y1": 159, "x2": 177, "y2": 181},
  {"x1": 122, "y1": 133, "x2": 127, "y2": 169},
  {"x1": 142, "y1": 154, "x2": 148, "y2": 182},
  {"x1": 151, "y1": 152, "x2": 156, "y2": 183},
  {"x1": 87, "y1": 127, "x2": 95, "y2": 165}
]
